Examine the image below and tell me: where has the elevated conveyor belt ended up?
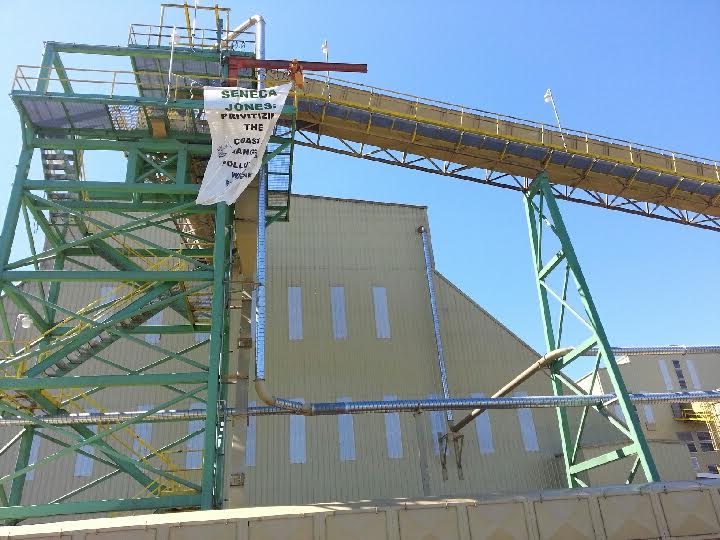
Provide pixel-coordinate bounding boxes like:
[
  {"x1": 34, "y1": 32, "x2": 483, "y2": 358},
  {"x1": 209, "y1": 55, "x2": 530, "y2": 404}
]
[
  {"x1": 13, "y1": 59, "x2": 720, "y2": 229},
  {"x1": 290, "y1": 77, "x2": 720, "y2": 226}
]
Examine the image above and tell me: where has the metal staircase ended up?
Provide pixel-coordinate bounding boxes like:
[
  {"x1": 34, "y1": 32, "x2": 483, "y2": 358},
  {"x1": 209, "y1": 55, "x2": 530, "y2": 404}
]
[{"x1": 40, "y1": 145, "x2": 83, "y2": 241}]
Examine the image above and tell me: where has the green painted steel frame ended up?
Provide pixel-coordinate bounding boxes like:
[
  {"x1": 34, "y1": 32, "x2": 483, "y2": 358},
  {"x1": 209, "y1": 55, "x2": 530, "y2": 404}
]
[
  {"x1": 0, "y1": 170, "x2": 229, "y2": 522},
  {"x1": 524, "y1": 171, "x2": 659, "y2": 487},
  {"x1": 1, "y1": 34, "x2": 295, "y2": 523}
]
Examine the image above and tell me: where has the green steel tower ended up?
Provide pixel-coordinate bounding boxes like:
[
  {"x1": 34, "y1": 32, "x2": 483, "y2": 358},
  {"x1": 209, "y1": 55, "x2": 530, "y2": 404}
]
[{"x1": 0, "y1": 6, "x2": 294, "y2": 523}]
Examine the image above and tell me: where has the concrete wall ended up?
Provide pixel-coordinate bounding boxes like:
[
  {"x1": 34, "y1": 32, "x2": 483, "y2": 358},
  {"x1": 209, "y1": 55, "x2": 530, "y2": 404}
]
[{"x1": 4, "y1": 480, "x2": 720, "y2": 540}]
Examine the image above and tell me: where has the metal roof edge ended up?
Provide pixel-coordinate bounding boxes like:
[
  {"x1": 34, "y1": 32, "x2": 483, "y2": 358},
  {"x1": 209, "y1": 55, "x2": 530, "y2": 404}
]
[
  {"x1": 433, "y1": 270, "x2": 541, "y2": 359},
  {"x1": 291, "y1": 193, "x2": 428, "y2": 210}
]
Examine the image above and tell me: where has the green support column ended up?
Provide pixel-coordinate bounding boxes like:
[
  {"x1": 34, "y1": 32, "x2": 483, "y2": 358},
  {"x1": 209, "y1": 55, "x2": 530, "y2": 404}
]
[
  {"x1": 176, "y1": 146, "x2": 189, "y2": 184},
  {"x1": 2, "y1": 428, "x2": 34, "y2": 525},
  {"x1": 0, "y1": 149, "x2": 32, "y2": 269},
  {"x1": 35, "y1": 44, "x2": 56, "y2": 93},
  {"x1": 8, "y1": 429, "x2": 34, "y2": 506},
  {"x1": 524, "y1": 171, "x2": 659, "y2": 487}
]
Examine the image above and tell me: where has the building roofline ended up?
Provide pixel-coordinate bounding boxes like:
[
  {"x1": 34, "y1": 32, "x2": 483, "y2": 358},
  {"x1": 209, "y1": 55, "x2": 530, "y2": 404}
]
[
  {"x1": 433, "y1": 270, "x2": 540, "y2": 358},
  {"x1": 292, "y1": 193, "x2": 428, "y2": 210}
]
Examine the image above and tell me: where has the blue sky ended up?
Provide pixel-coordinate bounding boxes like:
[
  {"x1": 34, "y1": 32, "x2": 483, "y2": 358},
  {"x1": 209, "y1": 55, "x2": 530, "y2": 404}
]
[{"x1": 2, "y1": 1, "x2": 719, "y2": 362}]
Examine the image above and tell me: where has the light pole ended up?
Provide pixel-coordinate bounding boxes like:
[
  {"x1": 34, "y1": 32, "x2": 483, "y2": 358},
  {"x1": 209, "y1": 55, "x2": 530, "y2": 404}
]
[
  {"x1": 10, "y1": 313, "x2": 32, "y2": 355},
  {"x1": 544, "y1": 88, "x2": 567, "y2": 150},
  {"x1": 13, "y1": 313, "x2": 32, "y2": 338}
]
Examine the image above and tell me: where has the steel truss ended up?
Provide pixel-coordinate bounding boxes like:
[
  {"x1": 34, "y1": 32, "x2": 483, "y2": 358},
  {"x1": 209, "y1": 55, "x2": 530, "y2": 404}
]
[
  {"x1": 0, "y1": 139, "x2": 233, "y2": 522},
  {"x1": 524, "y1": 171, "x2": 659, "y2": 487},
  {"x1": 293, "y1": 130, "x2": 720, "y2": 232},
  {"x1": 0, "y1": 39, "x2": 294, "y2": 523}
]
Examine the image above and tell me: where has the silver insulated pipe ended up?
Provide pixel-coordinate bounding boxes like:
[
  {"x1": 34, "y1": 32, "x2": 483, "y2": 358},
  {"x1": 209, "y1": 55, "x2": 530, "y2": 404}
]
[
  {"x1": 418, "y1": 225, "x2": 452, "y2": 423},
  {"x1": 4, "y1": 391, "x2": 720, "y2": 426},
  {"x1": 252, "y1": 16, "x2": 308, "y2": 415}
]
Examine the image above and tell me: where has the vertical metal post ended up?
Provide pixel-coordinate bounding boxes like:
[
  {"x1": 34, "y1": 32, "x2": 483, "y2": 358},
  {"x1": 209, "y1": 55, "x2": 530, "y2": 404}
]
[
  {"x1": 35, "y1": 44, "x2": 56, "y2": 94},
  {"x1": 524, "y1": 171, "x2": 659, "y2": 486},
  {"x1": 175, "y1": 146, "x2": 188, "y2": 184}
]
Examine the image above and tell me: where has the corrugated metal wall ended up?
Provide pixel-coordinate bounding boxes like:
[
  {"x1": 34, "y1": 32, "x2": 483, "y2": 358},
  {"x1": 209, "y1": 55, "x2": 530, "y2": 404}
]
[
  {"x1": 245, "y1": 196, "x2": 566, "y2": 506},
  {"x1": 577, "y1": 352, "x2": 720, "y2": 479},
  {"x1": 6, "y1": 195, "x2": 710, "y2": 515}
]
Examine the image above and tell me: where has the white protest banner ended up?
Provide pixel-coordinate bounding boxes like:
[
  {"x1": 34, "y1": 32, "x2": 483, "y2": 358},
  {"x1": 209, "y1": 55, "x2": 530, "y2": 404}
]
[{"x1": 196, "y1": 83, "x2": 292, "y2": 205}]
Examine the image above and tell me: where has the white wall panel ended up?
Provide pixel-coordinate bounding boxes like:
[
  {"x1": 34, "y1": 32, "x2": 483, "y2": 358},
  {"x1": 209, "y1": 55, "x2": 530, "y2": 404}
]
[
  {"x1": 330, "y1": 286, "x2": 348, "y2": 340},
  {"x1": 289, "y1": 398, "x2": 306, "y2": 464},
  {"x1": 384, "y1": 394, "x2": 403, "y2": 459},
  {"x1": 288, "y1": 287, "x2": 303, "y2": 340},
  {"x1": 427, "y1": 395, "x2": 445, "y2": 456},
  {"x1": 74, "y1": 409, "x2": 97, "y2": 477},
  {"x1": 372, "y1": 287, "x2": 391, "y2": 339},
  {"x1": 515, "y1": 393, "x2": 539, "y2": 452},
  {"x1": 133, "y1": 404, "x2": 153, "y2": 457},
  {"x1": 26, "y1": 432, "x2": 41, "y2": 481},
  {"x1": 643, "y1": 405, "x2": 656, "y2": 425},
  {"x1": 144, "y1": 311, "x2": 163, "y2": 345},
  {"x1": 658, "y1": 359, "x2": 674, "y2": 390},
  {"x1": 471, "y1": 393, "x2": 494, "y2": 454},
  {"x1": 337, "y1": 397, "x2": 356, "y2": 461},
  {"x1": 686, "y1": 359, "x2": 701, "y2": 389}
]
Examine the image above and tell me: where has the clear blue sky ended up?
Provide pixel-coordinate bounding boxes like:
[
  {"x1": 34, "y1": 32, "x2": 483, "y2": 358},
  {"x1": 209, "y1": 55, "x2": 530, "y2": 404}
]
[{"x1": 2, "y1": 1, "x2": 719, "y2": 363}]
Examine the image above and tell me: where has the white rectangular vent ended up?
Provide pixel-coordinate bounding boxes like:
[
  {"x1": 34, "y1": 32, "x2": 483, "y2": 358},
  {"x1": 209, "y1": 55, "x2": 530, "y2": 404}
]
[
  {"x1": 337, "y1": 396, "x2": 356, "y2": 461},
  {"x1": 515, "y1": 392, "x2": 539, "y2": 452},
  {"x1": 289, "y1": 398, "x2": 306, "y2": 464},
  {"x1": 384, "y1": 394, "x2": 403, "y2": 458},
  {"x1": 372, "y1": 287, "x2": 391, "y2": 339},
  {"x1": 288, "y1": 287, "x2": 303, "y2": 340},
  {"x1": 330, "y1": 286, "x2": 348, "y2": 339},
  {"x1": 472, "y1": 393, "x2": 495, "y2": 454}
]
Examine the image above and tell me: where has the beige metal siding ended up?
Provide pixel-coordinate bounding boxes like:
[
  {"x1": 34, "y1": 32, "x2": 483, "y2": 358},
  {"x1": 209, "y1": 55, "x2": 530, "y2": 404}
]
[
  {"x1": 6, "y1": 195, "x2": 715, "y2": 516},
  {"x1": 246, "y1": 196, "x2": 566, "y2": 506},
  {"x1": 581, "y1": 441, "x2": 696, "y2": 485},
  {"x1": 248, "y1": 197, "x2": 437, "y2": 505},
  {"x1": 576, "y1": 351, "x2": 720, "y2": 479}
]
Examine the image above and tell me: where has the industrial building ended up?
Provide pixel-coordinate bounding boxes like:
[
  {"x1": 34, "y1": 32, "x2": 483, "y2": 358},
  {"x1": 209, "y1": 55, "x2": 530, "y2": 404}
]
[
  {"x1": 577, "y1": 346, "x2": 720, "y2": 481},
  {"x1": 2, "y1": 3, "x2": 720, "y2": 538}
]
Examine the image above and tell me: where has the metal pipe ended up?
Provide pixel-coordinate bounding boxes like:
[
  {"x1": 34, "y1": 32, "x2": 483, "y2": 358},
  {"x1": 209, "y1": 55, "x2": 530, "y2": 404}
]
[
  {"x1": 255, "y1": 16, "x2": 265, "y2": 90},
  {"x1": 418, "y1": 225, "x2": 452, "y2": 423},
  {"x1": 583, "y1": 345, "x2": 720, "y2": 356},
  {"x1": 253, "y1": 121, "x2": 308, "y2": 413},
  {"x1": 3, "y1": 391, "x2": 720, "y2": 426},
  {"x1": 251, "y1": 13, "x2": 309, "y2": 415},
  {"x1": 220, "y1": 14, "x2": 263, "y2": 49},
  {"x1": 451, "y1": 347, "x2": 573, "y2": 432}
]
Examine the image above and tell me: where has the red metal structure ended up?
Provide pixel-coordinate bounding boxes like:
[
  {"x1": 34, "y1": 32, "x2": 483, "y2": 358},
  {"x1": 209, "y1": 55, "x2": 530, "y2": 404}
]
[{"x1": 228, "y1": 58, "x2": 367, "y2": 88}]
